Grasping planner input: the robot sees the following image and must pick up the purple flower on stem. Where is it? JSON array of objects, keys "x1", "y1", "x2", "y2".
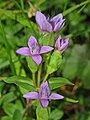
[
  {"x1": 23, "y1": 81, "x2": 64, "y2": 108},
  {"x1": 36, "y1": 11, "x2": 65, "y2": 33},
  {"x1": 55, "y1": 35, "x2": 69, "y2": 52},
  {"x1": 16, "y1": 36, "x2": 53, "y2": 65}
]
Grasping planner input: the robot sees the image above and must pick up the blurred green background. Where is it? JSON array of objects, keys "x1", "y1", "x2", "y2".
[{"x1": 0, "y1": 0, "x2": 90, "y2": 120}]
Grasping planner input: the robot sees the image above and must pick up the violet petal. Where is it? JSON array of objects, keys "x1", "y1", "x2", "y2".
[
  {"x1": 40, "y1": 46, "x2": 54, "y2": 54},
  {"x1": 50, "y1": 13, "x2": 64, "y2": 32},
  {"x1": 40, "y1": 99, "x2": 49, "y2": 108},
  {"x1": 16, "y1": 47, "x2": 30, "y2": 56},
  {"x1": 23, "y1": 92, "x2": 38, "y2": 99},
  {"x1": 28, "y1": 36, "x2": 38, "y2": 48},
  {"x1": 49, "y1": 93, "x2": 64, "y2": 100},
  {"x1": 59, "y1": 38, "x2": 69, "y2": 51},
  {"x1": 54, "y1": 19, "x2": 65, "y2": 32},
  {"x1": 39, "y1": 82, "x2": 50, "y2": 99},
  {"x1": 36, "y1": 11, "x2": 52, "y2": 32},
  {"x1": 50, "y1": 13, "x2": 63, "y2": 24},
  {"x1": 55, "y1": 35, "x2": 62, "y2": 50},
  {"x1": 28, "y1": 36, "x2": 40, "y2": 55},
  {"x1": 39, "y1": 82, "x2": 50, "y2": 94},
  {"x1": 31, "y1": 55, "x2": 42, "y2": 65}
]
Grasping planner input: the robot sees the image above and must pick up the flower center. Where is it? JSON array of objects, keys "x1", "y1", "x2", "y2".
[
  {"x1": 30, "y1": 43, "x2": 40, "y2": 55},
  {"x1": 40, "y1": 86, "x2": 50, "y2": 99}
]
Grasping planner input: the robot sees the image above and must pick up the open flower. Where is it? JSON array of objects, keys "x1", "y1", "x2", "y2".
[
  {"x1": 23, "y1": 81, "x2": 64, "y2": 108},
  {"x1": 36, "y1": 11, "x2": 65, "y2": 33},
  {"x1": 16, "y1": 36, "x2": 53, "y2": 65},
  {"x1": 55, "y1": 35, "x2": 69, "y2": 52}
]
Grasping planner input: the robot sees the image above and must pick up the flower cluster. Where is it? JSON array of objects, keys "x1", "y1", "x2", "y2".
[
  {"x1": 36, "y1": 11, "x2": 65, "y2": 33},
  {"x1": 16, "y1": 12, "x2": 69, "y2": 65},
  {"x1": 16, "y1": 11, "x2": 69, "y2": 108}
]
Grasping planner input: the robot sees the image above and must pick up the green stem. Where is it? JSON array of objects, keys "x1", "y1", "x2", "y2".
[
  {"x1": 37, "y1": 63, "x2": 42, "y2": 87},
  {"x1": 0, "y1": 21, "x2": 16, "y2": 75},
  {"x1": 32, "y1": 73, "x2": 36, "y2": 87},
  {"x1": 43, "y1": 73, "x2": 49, "y2": 82}
]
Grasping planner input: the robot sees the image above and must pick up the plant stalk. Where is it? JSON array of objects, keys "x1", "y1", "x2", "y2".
[
  {"x1": 43, "y1": 73, "x2": 49, "y2": 82},
  {"x1": 37, "y1": 63, "x2": 42, "y2": 87},
  {"x1": 32, "y1": 73, "x2": 36, "y2": 87}
]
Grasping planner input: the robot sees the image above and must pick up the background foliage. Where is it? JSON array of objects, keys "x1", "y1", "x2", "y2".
[{"x1": 0, "y1": 0, "x2": 90, "y2": 120}]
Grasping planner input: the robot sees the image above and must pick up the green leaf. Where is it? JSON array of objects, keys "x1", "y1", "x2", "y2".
[
  {"x1": 0, "y1": 92, "x2": 18, "y2": 105},
  {"x1": 38, "y1": 32, "x2": 56, "y2": 46},
  {"x1": 48, "y1": 77, "x2": 73, "y2": 90},
  {"x1": 15, "y1": 100, "x2": 24, "y2": 112},
  {"x1": 63, "y1": 0, "x2": 90, "y2": 16},
  {"x1": 19, "y1": 86, "x2": 30, "y2": 94},
  {"x1": 3, "y1": 103, "x2": 16, "y2": 116},
  {"x1": 65, "y1": 97, "x2": 78, "y2": 103},
  {"x1": 82, "y1": 63, "x2": 90, "y2": 89},
  {"x1": 63, "y1": 56, "x2": 79, "y2": 80},
  {"x1": 3, "y1": 76, "x2": 35, "y2": 92},
  {"x1": 47, "y1": 51, "x2": 62, "y2": 75},
  {"x1": 36, "y1": 102, "x2": 50, "y2": 120},
  {"x1": 1, "y1": 116, "x2": 12, "y2": 120},
  {"x1": 49, "y1": 109, "x2": 64, "y2": 120},
  {"x1": 26, "y1": 57, "x2": 38, "y2": 73},
  {"x1": 12, "y1": 109, "x2": 23, "y2": 120},
  {"x1": 0, "y1": 9, "x2": 31, "y2": 28},
  {"x1": 0, "y1": 9, "x2": 39, "y2": 37},
  {"x1": 0, "y1": 81, "x2": 5, "y2": 93}
]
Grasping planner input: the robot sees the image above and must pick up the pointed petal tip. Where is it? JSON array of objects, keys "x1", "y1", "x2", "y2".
[
  {"x1": 40, "y1": 99, "x2": 49, "y2": 108},
  {"x1": 16, "y1": 49, "x2": 19, "y2": 53},
  {"x1": 35, "y1": 11, "x2": 52, "y2": 32},
  {"x1": 16, "y1": 47, "x2": 30, "y2": 56},
  {"x1": 28, "y1": 35, "x2": 38, "y2": 46},
  {"x1": 23, "y1": 92, "x2": 38, "y2": 99},
  {"x1": 64, "y1": 38, "x2": 69, "y2": 45},
  {"x1": 40, "y1": 46, "x2": 54, "y2": 54},
  {"x1": 36, "y1": 11, "x2": 41, "y2": 14},
  {"x1": 66, "y1": 38, "x2": 69, "y2": 42},
  {"x1": 31, "y1": 55, "x2": 42, "y2": 65},
  {"x1": 41, "y1": 81, "x2": 48, "y2": 87},
  {"x1": 49, "y1": 93, "x2": 64, "y2": 100},
  {"x1": 23, "y1": 94, "x2": 26, "y2": 98}
]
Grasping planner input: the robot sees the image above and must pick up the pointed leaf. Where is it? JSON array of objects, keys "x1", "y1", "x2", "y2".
[
  {"x1": 65, "y1": 97, "x2": 78, "y2": 103},
  {"x1": 48, "y1": 77, "x2": 73, "y2": 90},
  {"x1": 36, "y1": 102, "x2": 50, "y2": 120},
  {"x1": 3, "y1": 76, "x2": 35, "y2": 91},
  {"x1": 12, "y1": 109, "x2": 23, "y2": 120},
  {"x1": 38, "y1": 32, "x2": 57, "y2": 46},
  {"x1": 47, "y1": 51, "x2": 62, "y2": 75},
  {"x1": 3, "y1": 103, "x2": 16, "y2": 116},
  {"x1": 26, "y1": 56, "x2": 38, "y2": 73},
  {"x1": 49, "y1": 109, "x2": 64, "y2": 120},
  {"x1": 1, "y1": 116, "x2": 12, "y2": 120}
]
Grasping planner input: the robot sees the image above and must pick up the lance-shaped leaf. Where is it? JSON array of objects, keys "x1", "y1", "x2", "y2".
[
  {"x1": 47, "y1": 50, "x2": 62, "y2": 75},
  {"x1": 48, "y1": 77, "x2": 74, "y2": 90},
  {"x1": 3, "y1": 76, "x2": 35, "y2": 91}
]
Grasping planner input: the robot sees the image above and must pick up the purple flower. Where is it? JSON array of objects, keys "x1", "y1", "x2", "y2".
[
  {"x1": 55, "y1": 35, "x2": 69, "y2": 52},
  {"x1": 16, "y1": 36, "x2": 53, "y2": 65},
  {"x1": 36, "y1": 11, "x2": 65, "y2": 33},
  {"x1": 23, "y1": 81, "x2": 64, "y2": 108}
]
